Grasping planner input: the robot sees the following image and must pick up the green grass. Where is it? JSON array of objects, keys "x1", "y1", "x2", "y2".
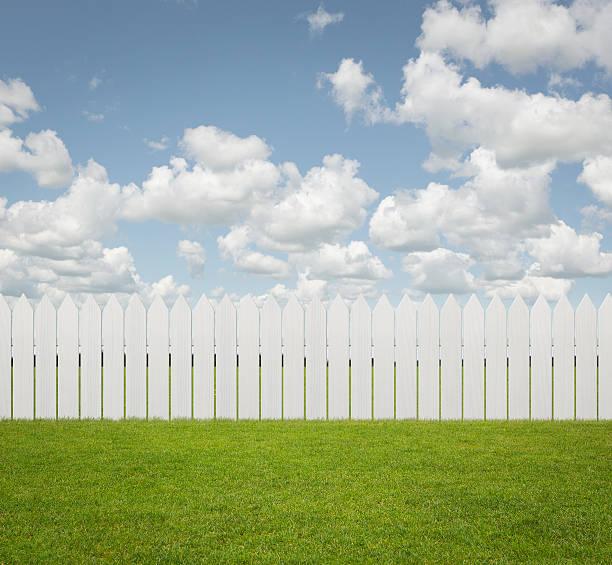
[{"x1": 0, "y1": 421, "x2": 610, "y2": 564}]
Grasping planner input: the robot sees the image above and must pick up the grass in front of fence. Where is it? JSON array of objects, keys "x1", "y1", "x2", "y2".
[{"x1": 0, "y1": 421, "x2": 610, "y2": 563}]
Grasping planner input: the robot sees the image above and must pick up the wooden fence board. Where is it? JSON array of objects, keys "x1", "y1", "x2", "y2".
[
  {"x1": 373, "y1": 295, "x2": 394, "y2": 420},
  {"x1": 13, "y1": 295, "x2": 33, "y2": 419},
  {"x1": 34, "y1": 295, "x2": 56, "y2": 419},
  {"x1": 440, "y1": 295, "x2": 461, "y2": 420},
  {"x1": 216, "y1": 295, "x2": 236, "y2": 420},
  {"x1": 599, "y1": 294, "x2": 612, "y2": 420},
  {"x1": 261, "y1": 296, "x2": 281, "y2": 419},
  {"x1": 193, "y1": 294, "x2": 214, "y2": 419},
  {"x1": 148, "y1": 296, "x2": 169, "y2": 420},
  {"x1": 283, "y1": 295, "x2": 304, "y2": 420},
  {"x1": 126, "y1": 295, "x2": 146, "y2": 419},
  {"x1": 508, "y1": 295, "x2": 529, "y2": 419},
  {"x1": 395, "y1": 294, "x2": 417, "y2": 419},
  {"x1": 553, "y1": 295, "x2": 574, "y2": 420},
  {"x1": 531, "y1": 295, "x2": 552, "y2": 420},
  {"x1": 306, "y1": 296, "x2": 326, "y2": 420},
  {"x1": 0, "y1": 296, "x2": 10, "y2": 419},
  {"x1": 328, "y1": 295, "x2": 349, "y2": 420},
  {"x1": 350, "y1": 296, "x2": 371, "y2": 420},
  {"x1": 102, "y1": 295, "x2": 124, "y2": 420},
  {"x1": 80, "y1": 295, "x2": 101, "y2": 419},
  {"x1": 463, "y1": 295, "x2": 484, "y2": 420},
  {"x1": 171, "y1": 295, "x2": 192, "y2": 419},
  {"x1": 57, "y1": 295, "x2": 79, "y2": 418},
  {"x1": 238, "y1": 295, "x2": 259, "y2": 420},
  {"x1": 418, "y1": 295, "x2": 439, "y2": 420},
  {"x1": 575, "y1": 295, "x2": 597, "y2": 420},
  {"x1": 485, "y1": 295, "x2": 506, "y2": 420}
]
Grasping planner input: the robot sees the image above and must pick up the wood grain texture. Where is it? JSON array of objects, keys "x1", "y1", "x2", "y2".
[
  {"x1": 575, "y1": 295, "x2": 597, "y2": 420},
  {"x1": 148, "y1": 296, "x2": 169, "y2": 420},
  {"x1": 282, "y1": 295, "x2": 304, "y2": 420},
  {"x1": 395, "y1": 295, "x2": 416, "y2": 419},
  {"x1": 57, "y1": 295, "x2": 79, "y2": 418},
  {"x1": 485, "y1": 295, "x2": 506, "y2": 420},
  {"x1": 553, "y1": 295, "x2": 574, "y2": 420},
  {"x1": 350, "y1": 296, "x2": 371, "y2": 420},
  {"x1": 373, "y1": 295, "x2": 394, "y2": 420},
  {"x1": 508, "y1": 295, "x2": 529, "y2": 420},
  {"x1": 418, "y1": 295, "x2": 439, "y2": 420},
  {"x1": 598, "y1": 294, "x2": 612, "y2": 420},
  {"x1": 0, "y1": 296, "x2": 10, "y2": 419},
  {"x1": 238, "y1": 295, "x2": 259, "y2": 420},
  {"x1": 13, "y1": 295, "x2": 33, "y2": 419},
  {"x1": 102, "y1": 295, "x2": 124, "y2": 420},
  {"x1": 34, "y1": 295, "x2": 56, "y2": 419},
  {"x1": 80, "y1": 295, "x2": 102, "y2": 419},
  {"x1": 440, "y1": 295, "x2": 461, "y2": 420},
  {"x1": 125, "y1": 295, "x2": 146, "y2": 419},
  {"x1": 305, "y1": 296, "x2": 326, "y2": 420},
  {"x1": 463, "y1": 295, "x2": 484, "y2": 420},
  {"x1": 216, "y1": 295, "x2": 237, "y2": 420},
  {"x1": 328, "y1": 295, "x2": 349, "y2": 420},
  {"x1": 261, "y1": 296, "x2": 282, "y2": 419},
  {"x1": 193, "y1": 294, "x2": 214, "y2": 419},
  {"x1": 531, "y1": 295, "x2": 552, "y2": 420},
  {"x1": 171, "y1": 295, "x2": 192, "y2": 419}
]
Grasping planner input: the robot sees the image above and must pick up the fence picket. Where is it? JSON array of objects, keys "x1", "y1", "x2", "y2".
[
  {"x1": 351, "y1": 296, "x2": 371, "y2": 420},
  {"x1": 58, "y1": 295, "x2": 79, "y2": 418},
  {"x1": 125, "y1": 295, "x2": 146, "y2": 419},
  {"x1": 13, "y1": 295, "x2": 33, "y2": 419},
  {"x1": 575, "y1": 295, "x2": 597, "y2": 420},
  {"x1": 34, "y1": 296, "x2": 56, "y2": 419},
  {"x1": 531, "y1": 295, "x2": 552, "y2": 420},
  {"x1": 216, "y1": 295, "x2": 237, "y2": 420},
  {"x1": 102, "y1": 295, "x2": 124, "y2": 420},
  {"x1": 373, "y1": 295, "x2": 394, "y2": 420},
  {"x1": 485, "y1": 295, "x2": 506, "y2": 420},
  {"x1": 0, "y1": 296, "x2": 10, "y2": 419},
  {"x1": 306, "y1": 296, "x2": 326, "y2": 420},
  {"x1": 261, "y1": 296, "x2": 281, "y2": 419},
  {"x1": 328, "y1": 295, "x2": 349, "y2": 420},
  {"x1": 396, "y1": 295, "x2": 416, "y2": 419},
  {"x1": 508, "y1": 295, "x2": 529, "y2": 419},
  {"x1": 418, "y1": 295, "x2": 439, "y2": 420},
  {"x1": 171, "y1": 295, "x2": 192, "y2": 419},
  {"x1": 80, "y1": 295, "x2": 101, "y2": 419},
  {"x1": 553, "y1": 295, "x2": 574, "y2": 420},
  {"x1": 440, "y1": 295, "x2": 461, "y2": 420},
  {"x1": 148, "y1": 296, "x2": 169, "y2": 420},
  {"x1": 238, "y1": 295, "x2": 259, "y2": 420},
  {"x1": 464, "y1": 295, "x2": 484, "y2": 420},
  {"x1": 599, "y1": 294, "x2": 612, "y2": 420},
  {"x1": 283, "y1": 295, "x2": 304, "y2": 420},
  {"x1": 193, "y1": 294, "x2": 214, "y2": 419}
]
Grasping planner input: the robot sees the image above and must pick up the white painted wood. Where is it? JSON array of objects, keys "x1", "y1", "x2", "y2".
[
  {"x1": 193, "y1": 294, "x2": 214, "y2": 419},
  {"x1": 261, "y1": 295, "x2": 282, "y2": 419},
  {"x1": 531, "y1": 295, "x2": 552, "y2": 420},
  {"x1": 102, "y1": 295, "x2": 124, "y2": 420},
  {"x1": 395, "y1": 294, "x2": 417, "y2": 419},
  {"x1": 508, "y1": 295, "x2": 529, "y2": 419},
  {"x1": 463, "y1": 295, "x2": 484, "y2": 420},
  {"x1": 306, "y1": 296, "x2": 326, "y2": 420},
  {"x1": 57, "y1": 295, "x2": 79, "y2": 418},
  {"x1": 34, "y1": 295, "x2": 56, "y2": 419},
  {"x1": 283, "y1": 295, "x2": 304, "y2": 420},
  {"x1": 171, "y1": 295, "x2": 192, "y2": 419},
  {"x1": 440, "y1": 295, "x2": 461, "y2": 420},
  {"x1": 575, "y1": 294, "x2": 597, "y2": 420},
  {"x1": 418, "y1": 295, "x2": 439, "y2": 420},
  {"x1": 13, "y1": 295, "x2": 33, "y2": 419},
  {"x1": 553, "y1": 295, "x2": 574, "y2": 420},
  {"x1": 80, "y1": 295, "x2": 101, "y2": 419},
  {"x1": 0, "y1": 296, "x2": 10, "y2": 419},
  {"x1": 125, "y1": 295, "x2": 146, "y2": 419},
  {"x1": 373, "y1": 295, "x2": 394, "y2": 420},
  {"x1": 328, "y1": 295, "x2": 349, "y2": 420},
  {"x1": 485, "y1": 295, "x2": 507, "y2": 420},
  {"x1": 598, "y1": 294, "x2": 612, "y2": 420},
  {"x1": 148, "y1": 296, "x2": 169, "y2": 420},
  {"x1": 216, "y1": 295, "x2": 237, "y2": 420},
  {"x1": 350, "y1": 295, "x2": 371, "y2": 420},
  {"x1": 238, "y1": 295, "x2": 259, "y2": 420}
]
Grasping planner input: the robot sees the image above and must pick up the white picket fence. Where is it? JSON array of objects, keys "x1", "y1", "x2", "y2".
[{"x1": 0, "y1": 292, "x2": 610, "y2": 421}]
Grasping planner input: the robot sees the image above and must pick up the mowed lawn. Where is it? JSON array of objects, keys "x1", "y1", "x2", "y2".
[{"x1": 0, "y1": 421, "x2": 609, "y2": 564}]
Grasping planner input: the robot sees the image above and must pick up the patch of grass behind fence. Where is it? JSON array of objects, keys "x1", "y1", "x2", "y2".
[{"x1": 0, "y1": 420, "x2": 610, "y2": 563}]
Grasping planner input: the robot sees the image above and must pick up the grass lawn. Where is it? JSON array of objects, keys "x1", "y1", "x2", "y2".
[{"x1": 0, "y1": 421, "x2": 610, "y2": 563}]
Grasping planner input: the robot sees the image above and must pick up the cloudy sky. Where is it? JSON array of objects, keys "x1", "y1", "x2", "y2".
[{"x1": 1, "y1": 0, "x2": 612, "y2": 307}]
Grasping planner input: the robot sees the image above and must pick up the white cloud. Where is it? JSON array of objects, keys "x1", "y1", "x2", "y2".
[
  {"x1": 82, "y1": 110, "x2": 104, "y2": 122},
  {"x1": 0, "y1": 78, "x2": 39, "y2": 127},
  {"x1": 177, "y1": 240, "x2": 206, "y2": 278},
  {"x1": 417, "y1": 0, "x2": 612, "y2": 75},
  {"x1": 581, "y1": 204, "x2": 612, "y2": 229},
  {"x1": 89, "y1": 75, "x2": 102, "y2": 91},
  {"x1": 144, "y1": 136, "x2": 170, "y2": 151},
  {"x1": 0, "y1": 128, "x2": 73, "y2": 187},
  {"x1": 305, "y1": 4, "x2": 344, "y2": 36},
  {"x1": 267, "y1": 271, "x2": 328, "y2": 304},
  {"x1": 146, "y1": 275, "x2": 190, "y2": 302},
  {"x1": 578, "y1": 155, "x2": 612, "y2": 207}
]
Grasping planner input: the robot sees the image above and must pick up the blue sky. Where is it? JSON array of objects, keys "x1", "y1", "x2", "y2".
[{"x1": 1, "y1": 0, "x2": 612, "y2": 307}]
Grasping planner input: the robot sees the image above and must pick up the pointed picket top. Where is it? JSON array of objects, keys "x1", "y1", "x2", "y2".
[
  {"x1": 600, "y1": 292, "x2": 612, "y2": 312},
  {"x1": 218, "y1": 293, "x2": 236, "y2": 315},
  {"x1": 263, "y1": 294, "x2": 280, "y2": 316},
  {"x1": 104, "y1": 293, "x2": 122, "y2": 312},
  {"x1": 509, "y1": 294, "x2": 528, "y2": 316},
  {"x1": 441, "y1": 294, "x2": 460, "y2": 316},
  {"x1": 421, "y1": 293, "x2": 436, "y2": 309},
  {"x1": 36, "y1": 294, "x2": 53, "y2": 312},
  {"x1": 81, "y1": 294, "x2": 100, "y2": 316},
  {"x1": 126, "y1": 293, "x2": 145, "y2": 314},
  {"x1": 532, "y1": 294, "x2": 551, "y2": 315},
  {"x1": 329, "y1": 294, "x2": 348, "y2": 317},
  {"x1": 486, "y1": 294, "x2": 504, "y2": 315},
  {"x1": 351, "y1": 294, "x2": 370, "y2": 314},
  {"x1": 171, "y1": 293, "x2": 190, "y2": 314},
  {"x1": 149, "y1": 294, "x2": 168, "y2": 312},
  {"x1": 59, "y1": 293, "x2": 77, "y2": 316},
  {"x1": 34, "y1": 294, "x2": 55, "y2": 340},
  {"x1": 194, "y1": 292, "x2": 213, "y2": 314},
  {"x1": 465, "y1": 293, "x2": 483, "y2": 314},
  {"x1": 15, "y1": 294, "x2": 33, "y2": 316},
  {"x1": 554, "y1": 293, "x2": 572, "y2": 315},
  {"x1": 373, "y1": 294, "x2": 393, "y2": 316},
  {"x1": 239, "y1": 293, "x2": 257, "y2": 310},
  {"x1": 283, "y1": 293, "x2": 303, "y2": 317},
  {"x1": 576, "y1": 293, "x2": 595, "y2": 317},
  {"x1": 306, "y1": 293, "x2": 325, "y2": 317}
]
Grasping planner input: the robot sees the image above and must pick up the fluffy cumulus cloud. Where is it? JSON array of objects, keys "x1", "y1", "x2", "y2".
[
  {"x1": 304, "y1": 5, "x2": 344, "y2": 36},
  {"x1": 0, "y1": 78, "x2": 39, "y2": 127},
  {"x1": 177, "y1": 240, "x2": 206, "y2": 278},
  {"x1": 579, "y1": 155, "x2": 612, "y2": 207}
]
